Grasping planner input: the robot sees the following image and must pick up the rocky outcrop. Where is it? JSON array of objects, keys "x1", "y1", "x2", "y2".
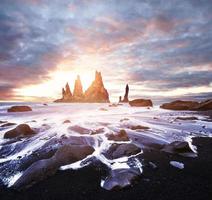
[
  {"x1": 160, "y1": 99, "x2": 212, "y2": 111},
  {"x1": 84, "y1": 71, "x2": 109, "y2": 103},
  {"x1": 7, "y1": 106, "x2": 32, "y2": 112},
  {"x1": 119, "y1": 84, "x2": 129, "y2": 103},
  {"x1": 102, "y1": 168, "x2": 140, "y2": 190},
  {"x1": 198, "y1": 99, "x2": 212, "y2": 111},
  {"x1": 106, "y1": 130, "x2": 129, "y2": 141},
  {"x1": 13, "y1": 144, "x2": 94, "y2": 189},
  {"x1": 55, "y1": 71, "x2": 109, "y2": 103},
  {"x1": 63, "y1": 83, "x2": 72, "y2": 100},
  {"x1": 104, "y1": 143, "x2": 141, "y2": 159},
  {"x1": 160, "y1": 100, "x2": 199, "y2": 110},
  {"x1": 73, "y1": 75, "x2": 84, "y2": 102},
  {"x1": 4, "y1": 124, "x2": 36, "y2": 139},
  {"x1": 129, "y1": 99, "x2": 153, "y2": 107}
]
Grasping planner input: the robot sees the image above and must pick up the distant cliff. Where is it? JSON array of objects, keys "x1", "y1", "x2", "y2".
[{"x1": 54, "y1": 71, "x2": 110, "y2": 103}]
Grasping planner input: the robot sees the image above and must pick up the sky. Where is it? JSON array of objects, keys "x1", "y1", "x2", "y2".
[{"x1": 0, "y1": 0, "x2": 212, "y2": 102}]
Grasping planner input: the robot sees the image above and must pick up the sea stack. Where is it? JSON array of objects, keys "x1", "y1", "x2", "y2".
[
  {"x1": 63, "y1": 83, "x2": 72, "y2": 101},
  {"x1": 119, "y1": 84, "x2": 129, "y2": 103},
  {"x1": 73, "y1": 75, "x2": 84, "y2": 102},
  {"x1": 54, "y1": 71, "x2": 110, "y2": 103},
  {"x1": 84, "y1": 71, "x2": 109, "y2": 103}
]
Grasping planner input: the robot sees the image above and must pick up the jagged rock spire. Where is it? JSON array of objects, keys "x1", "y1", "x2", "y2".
[
  {"x1": 73, "y1": 75, "x2": 84, "y2": 101},
  {"x1": 62, "y1": 82, "x2": 72, "y2": 100},
  {"x1": 55, "y1": 71, "x2": 110, "y2": 103},
  {"x1": 84, "y1": 71, "x2": 109, "y2": 103},
  {"x1": 123, "y1": 84, "x2": 129, "y2": 102}
]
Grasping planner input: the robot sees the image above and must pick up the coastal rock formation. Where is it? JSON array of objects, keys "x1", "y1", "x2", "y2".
[
  {"x1": 102, "y1": 168, "x2": 140, "y2": 190},
  {"x1": 160, "y1": 100, "x2": 199, "y2": 110},
  {"x1": 104, "y1": 143, "x2": 141, "y2": 159},
  {"x1": 84, "y1": 71, "x2": 109, "y2": 103},
  {"x1": 106, "y1": 130, "x2": 129, "y2": 141},
  {"x1": 7, "y1": 106, "x2": 32, "y2": 112},
  {"x1": 73, "y1": 75, "x2": 84, "y2": 101},
  {"x1": 4, "y1": 124, "x2": 36, "y2": 139},
  {"x1": 198, "y1": 99, "x2": 212, "y2": 110},
  {"x1": 160, "y1": 99, "x2": 212, "y2": 111},
  {"x1": 119, "y1": 84, "x2": 129, "y2": 103},
  {"x1": 129, "y1": 99, "x2": 153, "y2": 107},
  {"x1": 63, "y1": 83, "x2": 72, "y2": 101},
  {"x1": 13, "y1": 144, "x2": 94, "y2": 189},
  {"x1": 55, "y1": 71, "x2": 109, "y2": 103}
]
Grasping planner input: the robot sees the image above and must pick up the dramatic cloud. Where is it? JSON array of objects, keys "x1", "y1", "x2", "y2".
[{"x1": 0, "y1": 0, "x2": 211, "y2": 101}]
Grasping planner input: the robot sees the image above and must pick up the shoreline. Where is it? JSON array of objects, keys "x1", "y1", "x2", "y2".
[{"x1": 0, "y1": 136, "x2": 211, "y2": 200}]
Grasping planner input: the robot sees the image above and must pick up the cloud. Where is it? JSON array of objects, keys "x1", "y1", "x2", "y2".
[{"x1": 0, "y1": 0, "x2": 211, "y2": 101}]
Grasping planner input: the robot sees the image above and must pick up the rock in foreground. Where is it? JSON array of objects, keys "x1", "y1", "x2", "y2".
[
  {"x1": 7, "y1": 106, "x2": 32, "y2": 112},
  {"x1": 129, "y1": 99, "x2": 153, "y2": 107},
  {"x1": 102, "y1": 168, "x2": 140, "y2": 190},
  {"x1": 4, "y1": 124, "x2": 36, "y2": 139},
  {"x1": 13, "y1": 144, "x2": 94, "y2": 189}
]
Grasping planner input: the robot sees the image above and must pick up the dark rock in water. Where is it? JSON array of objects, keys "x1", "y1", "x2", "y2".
[
  {"x1": 160, "y1": 99, "x2": 212, "y2": 111},
  {"x1": 0, "y1": 122, "x2": 16, "y2": 127},
  {"x1": 43, "y1": 103, "x2": 48, "y2": 106},
  {"x1": 129, "y1": 99, "x2": 153, "y2": 107},
  {"x1": 0, "y1": 120, "x2": 7, "y2": 124},
  {"x1": 119, "y1": 84, "x2": 129, "y2": 103},
  {"x1": 13, "y1": 144, "x2": 94, "y2": 189},
  {"x1": 7, "y1": 106, "x2": 32, "y2": 112},
  {"x1": 176, "y1": 116, "x2": 198, "y2": 121},
  {"x1": 106, "y1": 130, "x2": 129, "y2": 141},
  {"x1": 197, "y1": 99, "x2": 212, "y2": 111},
  {"x1": 91, "y1": 128, "x2": 105, "y2": 135},
  {"x1": 99, "y1": 108, "x2": 108, "y2": 111},
  {"x1": 84, "y1": 71, "x2": 110, "y2": 103},
  {"x1": 160, "y1": 100, "x2": 199, "y2": 110},
  {"x1": 120, "y1": 118, "x2": 129, "y2": 122},
  {"x1": 131, "y1": 134, "x2": 167, "y2": 150},
  {"x1": 4, "y1": 124, "x2": 36, "y2": 139},
  {"x1": 102, "y1": 168, "x2": 140, "y2": 190},
  {"x1": 104, "y1": 143, "x2": 141, "y2": 159},
  {"x1": 130, "y1": 125, "x2": 150, "y2": 130},
  {"x1": 162, "y1": 141, "x2": 193, "y2": 155},
  {"x1": 68, "y1": 125, "x2": 91, "y2": 134},
  {"x1": 63, "y1": 120, "x2": 71, "y2": 124},
  {"x1": 73, "y1": 75, "x2": 84, "y2": 102},
  {"x1": 123, "y1": 84, "x2": 129, "y2": 102}
]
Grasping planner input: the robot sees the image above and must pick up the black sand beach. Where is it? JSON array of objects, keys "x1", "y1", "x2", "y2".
[{"x1": 0, "y1": 136, "x2": 211, "y2": 200}]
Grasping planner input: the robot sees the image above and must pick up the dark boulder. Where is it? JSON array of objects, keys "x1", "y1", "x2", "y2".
[
  {"x1": 197, "y1": 99, "x2": 212, "y2": 111},
  {"x1": 106, "y1": 130, "x2": 129, "y2": 141},
  {"x1": 160, "y1": 100, "x2": 199, "y2": 110},
  {"x1": 104, "y1": 143, "x2": 141, "y2": 159},
  {"x1": 63, "y1": 120, "x2": 71, "y2": 124},
  {"x1": 4, "y1": 124, "x2": 36, "y2": 139},
  {"x1": 13, "y1": 144, "x2": 94, "y2": 189},
  {"x1": 160, "y1": 99, "x2": 212, "y2": 111},
  {"x1": 102, "y1": 168, "x2": 140, "y2": 190},
  {"x1": 162, "y1": 141, "x2": 194, "y2": 155},
  {"x1": 129, "y1": 99, "x2": 153, "y2": 107},
  {"x1": 7, "y1": 106, "x2": 32, "y2": 112}
]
